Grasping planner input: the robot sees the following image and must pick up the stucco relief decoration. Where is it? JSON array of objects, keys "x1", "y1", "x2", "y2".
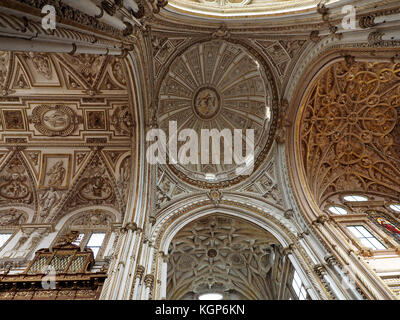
[
  {"x1": 71, "y1": 210, "x2": 114, "y2": 227},
  {"x1": 47, "y1": 161, "x2": 66, "y2": 186},
  {"x1": 0, "y1": 51, "x2": 10, "y2": 92},
  {"x1": 30, "y1": 105, "x2": 82, "y2": 137},
  {"x1": 39, "y1": 187, "x2": 61, "y2": 217},
  {"x1": 78, "y1": 156, "x2": 113, "y2": 203},
  {"x1": 112, "y1": 59, "x2": 126, "y2": 86},
  {"x1": 118, "y1": 156, "x2": 131, "y2": 203},
  {"x1": 158, "y1": 40, "x2": 274, "y2": 185},
  {"x1": 23, "y1": 52, "x2": 52, "y2": 80},
  {"x1": 40, "y1": 155, "x2": 71, "y2": 189},
  {"x1": 111, "y1": 106, "x2": 134, "y2": 136},
  {"x1": 0, "y1": 157, "x2": 32, "y2": 204},
  {"x1": 299, "y1": 61, "x2": 400, "y2": 205},
  {"x1": 60, "y1": 53, "x2": 106, "y2": 86},
  {"x1": 0, "y1": 209, "x2": 27, "y2": 226},
  {"x1": 167, "y1": 215, "x2": 282, "y2": 300},
  {"x1": 3, "y1": 110, "x2": 25, "y2": 130}
]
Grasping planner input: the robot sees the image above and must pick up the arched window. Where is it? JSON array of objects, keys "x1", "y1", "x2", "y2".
[
  {"x1": 56, "y1": 210, "x2": 117, "y2": 261},
  {"x1": 328, "y1": 206, "x2": 348, "y2": 215},
  {"x1": 343, "y1": 195, "x2": 368, "y2": 202},
  {"x1": 389, "y1": 204, "x2": 400, "y2": 213},
  {"x1": 72, "y1": 232, "x2": 106, "y2": 259}
]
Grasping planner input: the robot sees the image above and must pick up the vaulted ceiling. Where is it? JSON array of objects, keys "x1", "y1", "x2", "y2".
[
  {"x1": 298, "y1": 60, "x2": 400, "y2": 207},
  {"x1": 0, "y1": 51, "x2": 134, "y2": 227},
  {"x1": 167, "y1": 215, "x2": 292, "y2": 300}
]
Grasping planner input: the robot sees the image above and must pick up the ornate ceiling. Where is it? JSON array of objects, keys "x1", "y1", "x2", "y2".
[
  {"x1": 298, "y1": 60, "x2": 400, "y2": 206},
  {"x1": 167, "y1": 215, "x2": 291, "y2": 300},
  {"x1": 0, "y1": 51, "x2": 134, "y2": 227},
  {"x1": 158, "y1": 40, "x2": 273, "y2": 185},
  {"x1": 166, "y1": 0, "x2": 320, "y2": 18}
]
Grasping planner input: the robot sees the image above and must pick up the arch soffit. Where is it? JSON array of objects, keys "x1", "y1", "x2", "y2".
[{"x1": 152, "y1": 196, "x2": 299, "y2": 254}]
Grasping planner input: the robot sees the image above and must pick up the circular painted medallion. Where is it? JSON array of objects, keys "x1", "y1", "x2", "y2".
[
  {"x1": 193, "y1": 87, "x2": 221, "y2": 120},
  {"x1": 42, "y1": 109, "x2": 71, "y2": 131}
]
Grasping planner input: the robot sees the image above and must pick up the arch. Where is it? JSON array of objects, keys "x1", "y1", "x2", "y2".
[
  {"x1": 149, "y1": 196, "x2": 326, "y2": 300},
  {"x1": 53, "y1": 206, "x2": 121, "y2": 233},
  {"x1": 287, "y1": 47, "x2": 400, "y2": 224},
  {"x1": 284, "y1": 48, "x2": 400, "y2": 300}
]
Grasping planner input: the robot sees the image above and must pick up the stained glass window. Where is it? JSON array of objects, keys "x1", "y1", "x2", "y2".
[{"x1": 367, "y1": 211, "x2": 400, "y2": 243}]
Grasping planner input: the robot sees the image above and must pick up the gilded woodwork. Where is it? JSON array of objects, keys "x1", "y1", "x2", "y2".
[{"x1": 0, "y1": 232, "x2": 106, "y2": 300}]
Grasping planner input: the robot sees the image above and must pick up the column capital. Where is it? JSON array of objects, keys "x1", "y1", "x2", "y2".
[
  {"x1": 121, "y1": 222, "x2": 138, "y2": 233},
  {"x1": 313, "y1": 263, "x2": 327, "y2": 277},
  {"x1": 144, "y1": 274, "x2": 155, "y2": 289},
  {"x1": 283, "y1": 243, "x2": 294, "y2": 256},
  {"x1": 324, "y1": 254, "x2": 337, "y2": 266},
  {"x1": 135, "y1": 265, "x2": 145, "y2": 280}
]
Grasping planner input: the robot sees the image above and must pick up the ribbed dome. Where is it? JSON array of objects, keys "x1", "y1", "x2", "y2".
[
  {"x1": 166, "y1": 0, "x2": 319, "y2": 18},
  {"x1": 158, "y1": 40, "x2": 273, "y2": 185}
]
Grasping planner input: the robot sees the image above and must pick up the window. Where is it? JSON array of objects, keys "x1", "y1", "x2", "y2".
[
  {"x1": 328, "y1": 206, "x2": 347, "y2": 215},
  {"x1": 198, "y1": 293, "x2": 223, "y2": 300},
  {"x1": 68, "y1": 231, "x2": 107, "y2": 259},
  {"x1": 0, "y1": 233, "x2": 12, "y2": 249},
  {"x1": 347, "y1": 226, "x2": 386, "y2": 250},
  {"x1": 343, "y1": 195, "x2": 368, "y2": 202},
  {"x1": 72, "y1": 233, "x2": 85, "y2": 246},
  {"x1": 292, "y1": 271, "x2": 307, "y2": 300},
  {"x1": 389, "y1": 204, "x2": 400, "y2": 213},
  {"x1": 86, "y1": 233, "x2": 106, "y2": 258}
]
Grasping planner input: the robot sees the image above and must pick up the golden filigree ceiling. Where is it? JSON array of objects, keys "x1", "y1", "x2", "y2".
[
  {"x1": 167, "y1": 215, "x2": 290, "y2": 300},
  {"x1": 158, "y1": 40, "x2": 273, "y2": 185},
  {"x1": 298, "y1": 60, "x2": 400, "y2": 206}
]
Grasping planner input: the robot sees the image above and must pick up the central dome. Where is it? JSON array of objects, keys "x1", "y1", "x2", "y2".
[
  {"x1": 166, "y1": 0, "x2": 321, "y2": 18},
  {"x1": 158, "y1": 40, "x2": 275, "y2": 187}
]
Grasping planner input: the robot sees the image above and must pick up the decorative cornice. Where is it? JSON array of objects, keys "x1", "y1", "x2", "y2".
[
  {"x1": 368, "y1": 31, "x2": 384, "y2": 45},
  {"x1": 359, "y1": 15, "x2": 376, "y2": 29},
  {"x1": 9, "y1": 0, "x2": 125, "y2": 38}
]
